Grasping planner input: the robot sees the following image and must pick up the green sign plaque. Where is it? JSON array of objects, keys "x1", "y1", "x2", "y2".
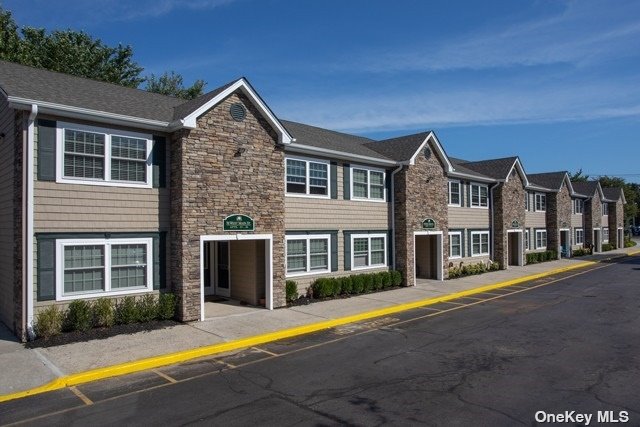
[
  {"x1": 422, "y1": 218, "x2": 436, "y2": 229},
  {"x1": 223, "y1": 214, "x2": 255, "y2": 231}
]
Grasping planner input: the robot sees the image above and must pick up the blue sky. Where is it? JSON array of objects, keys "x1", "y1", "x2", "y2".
[{"x1": 4, "y1": 0, "x2": 640, "y2": 182}]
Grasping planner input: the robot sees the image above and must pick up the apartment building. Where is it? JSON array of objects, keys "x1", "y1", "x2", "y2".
[{"x1": 0, "y1": 60, "x2": 626, "y2": 340}]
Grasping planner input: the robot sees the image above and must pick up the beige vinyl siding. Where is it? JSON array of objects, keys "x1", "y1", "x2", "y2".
[
  {"x1": 230, "y1": 240, "x2": 265, "y2": 306},
  {"x1": 571, "y1": 213, "x2": 583, "y2": 228},
  {"x1": 601, "y1": 214, "x2": 608, "y2": 228},
  {"x1": 0, "y1": 97, "x2": 16, "y2": 329},
  {"x1": 447, "y1": 206, "x2": 490, "y2": 229},
  {"x1": 525, "y1": 211, "x2": 546, "y2": 228}
]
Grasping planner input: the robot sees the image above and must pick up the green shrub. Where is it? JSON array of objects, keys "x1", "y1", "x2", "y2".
[
  {"x1": 65, "y1": 300, "x2": 93, "y2": 332},
  {"x1": 448, "y1": 266, "x2": 461, "y2": 279},
  {"x1": 115, "y1": 296, "x2": 138, "y2": 324},
  {"x1": 379, "y1": 271, "x2": 392, "y2": 288},
  {"x1": 372, "y1": 272, "x2": 384, "y2": 290},
  {"x1": 391, "y1": 270, "x2": 402, "y2": 286},
  {"x1": 340, "y1": 276, "x2": 353, "y2": 294},
  {"x1": 601, "y1": 243, "x2": 613, "y2": 252},
  {"x1": 352, "y1": 275, "x2": 365, "y2": 294},
  {"x1": 328, "y1": 278, "x2": 341, "y2": 297},
  {"x1": 35, "y1": 305, "x2": 64, "y2": 338},
  {"x1": 362, "y1": 274, "x2": 374, "y2": 292},
  {"x1": 312, "y1": 278, "x2": 333, "y2": 299},
  {"x1": 136, "y1": 294, "x2": 158, "y2": 322},
  {"x1": 158, "y1": 293, "x2": 177, "y2": 320},
  {"x1": 572, "y1": 248, "x2": 587, "y2": 256},
  {"x1": 625, "y1": 239, "x2": 636, "y2": 248},
  {"x1": 285, "y1": 280, "x2": 298, "y2": 303},
  {"x1": 489, "y1": 262, "x2": 500, "y2": 271},
  {"x1": 92, "y1": 298, "x2": 114, "y2": 328}
]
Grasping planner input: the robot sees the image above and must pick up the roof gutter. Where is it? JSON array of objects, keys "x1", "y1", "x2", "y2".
[
  {"x1": 8, "y1": 97, "x2": 171, "y2": 132},
  {"x1": 286, "y1": 142, "x2": 397, "y2": 166},
  {"x1": 448, "y1": 171, "x2": 496, "y2": 184}
]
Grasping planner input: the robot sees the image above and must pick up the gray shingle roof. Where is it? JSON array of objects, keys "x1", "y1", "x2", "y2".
[
  {"x1": 457, "y1": 156, "x2": 519, "y2": 180},
  {"x1": 527, "y1": 172, "x2": 567, "y2": 191},
  {"x1": 448, "y1": 157, "x2": 494, "y2": 180},
  {"x1": 602, "y1": 187, "x2": 623, "y2": 201},
  {"x1": 571, "y1": 181, "x2": 599, "y2": 197},
  {"x1": 281, "y1": 120, "x2": 394, "y2": 161},
  {"x1": 364, "y1": 132, "x2": 431, "y2": 162},
  {"x1": 0, "y1": 60, "x2": 237, "y2": 123}
]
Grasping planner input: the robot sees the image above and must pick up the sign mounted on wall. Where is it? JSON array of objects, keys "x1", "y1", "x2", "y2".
[
  {"x1": 511, "y1": 219, "x2": 520, "y2": 228},
  {"x1": 223, "y1": 214, "x2": 255, "y2": 231},
  {"x1": 422, "y1": 218, "x2": 436, "y2": 229}
]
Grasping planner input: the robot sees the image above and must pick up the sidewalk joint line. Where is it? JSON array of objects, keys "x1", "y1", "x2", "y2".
[{"x1": 32, "y1": 348, "x2": 66, "y2": 378}]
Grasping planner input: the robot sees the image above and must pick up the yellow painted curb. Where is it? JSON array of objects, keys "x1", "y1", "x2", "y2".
[
  {"x1": 0, "y1": 259, "x2": 599, "y2": 404},
  {"x1": 627, "y1": 249, "x2": 640, "y2": 256}
]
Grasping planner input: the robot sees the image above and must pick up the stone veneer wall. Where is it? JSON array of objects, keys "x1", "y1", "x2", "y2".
[
  {"x1": 493, "y1": 169, "x2": 525, "y2": 268},
  {"x1": 584, "y1": 192, "x2": 602, "y2": 248},
  {"x1": 394, "y1": 141, "x2": 448, "y2": 286},
  {"x1": 13, "y1": 111, "x2": 25, "y2": 340},
  {"x1": 546, "y1": 182, "x2": 572, "y2": 253},
  {"x1": 170, "y1": 92, "x2": 285, "y2": 321},
  {"x1": 608, "y1": 200, "x2": 624, "y2": 248}
]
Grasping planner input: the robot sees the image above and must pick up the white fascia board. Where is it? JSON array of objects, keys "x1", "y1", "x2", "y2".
[
  {"x1": 286, "y1": 143, "x2": 397, "y2": 166},
  {"x1": 180, "y1": 79, "x2": 293, "y2": 144},
  {"x1": 563, "y1": 173, "x2": 576, "y2": 194},
  {"x1": 8, "y1": 97, "x2": 170, "y2": 132},
  {"x1": 526, "y1": 184, "x2": 555, "y2": 192},
  {"x1": 506, "y1": 158, "x2": 530, "y2": 186},
  {"x1": 408, "y1": 132, "x2": 454, "y2": 171},
  {"x1": 447, "y1": 171, "x2": 496, "y2": 183}
]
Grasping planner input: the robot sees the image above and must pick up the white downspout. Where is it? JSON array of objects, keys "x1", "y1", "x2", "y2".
[
  {"x1": 26, "y1": 104, "x2": 37, "y2": 339},
  {"x1": 390, "y1": 165, "x2": 403, "y2": 269},
  {"x1": 490, "y1": 184, "x2": 495, "y2": 263}
]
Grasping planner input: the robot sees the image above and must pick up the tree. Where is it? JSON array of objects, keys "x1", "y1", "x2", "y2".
[
  {"x1": 570, "y1": 168, "x2": 589, "y2": 182},
  {"x1": 145, "y1": 71, "x2": 206, "y2": 100},
  {"x1": 0, "y1": 7, "x2": 206, "y2": 98}
]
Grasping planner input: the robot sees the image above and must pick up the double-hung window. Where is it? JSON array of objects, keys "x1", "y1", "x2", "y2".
[
  {"x1": 285, "y1": 158, "x2": 329, "y2": 197},
  {"x1": 57, "y1": 238, "x2": 152, "y2": 301},
  {"x1": 448, "y1": 180, "x2": 461, "y2": 206},
  {"x1": 351, "y1": 234, "x2": 387, "y2": 269},
  {"x1": 575, "y1": 228, "x2": 584, "y2": 245},
  {"x1": 525, "y1": 229, "x2": 530, "y2": 250},
  {"x1": 470, "y1": 184, "x2": 488, "y2": 208},
  {"x1": 535, "y1": 193, "x2": 546, "y2": 212},
  {"x1": 602, "y1": 203, "x2": 609, "y2": 216},
  {"x1": 470, "y1": 231, "x2": 489, "y2": 256},
  {"x1": 535, "y1": 230, "x2": 547, "y2": 249},
  {"x1": 352, "y1": 167, "x2": 385, "y2": 201},
  {"x1": 58, "y1": 123, "x2": 152, "y2": 187},
  {"x1": 573, "y1": 199, "x2": 583, "y2": 214},
  {"x1": 449, "y1": 232, "x2": 462, "y2": 258},
  {"x1": 286, "y1": 235, "x2": 330, "y2": 275},
  {"x1": 603, "y1": 228, "x2": 609, "y2": 243}
]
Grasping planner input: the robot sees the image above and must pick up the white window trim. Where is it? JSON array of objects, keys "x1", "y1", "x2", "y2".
[
  {"x1": 351, "y1": 233, "x2": 388, "y2": 270},
  {"x1": 448, "y1": 231, "x2": 462, "y2": 259},
  {"x1": 350, "y1": 165, "x2": 387, "y2": 203},
  {"x1": 602, "y1": 227, "x2": 609, "y2": 243},
  {"x1": 575, "y1": 228, "x2": 584, "y2": 245},
  {"x1": 448, "y1": 180, "x2": 461, "y2": 207},
  {"x1": 573, "y1": 199, "x2": 584, "y2": 215},
  {"x1": 284, "y1": 156, "x2": 331, "y2": 199},
  {"x1": 55, "y1": 237, "x2": 153, "y2": 302},
  {"x1": 534, "y1": 193, "x2": 546, "y2": 212},
  {"x1": 602, "y1": 203, "x2": 609, "y2": 216},
  {"x1": 470, "y1": 183, "x2": 489, "y2": 209},
  {"x1": 285, "y1": 234, "x2": 331, "y2": 277},
  {"x1": 535, "y1": 229, "x2": 547, "y2": 250},
  {"x1": 470, "y1": 231, "x2": 490, "y2": 256},
  {"x1": 525, "y1": 192, "x2": 530, "y2": 211},
  {"x1": 56, "y1": 122, "x2": 153, "y2": 188}
]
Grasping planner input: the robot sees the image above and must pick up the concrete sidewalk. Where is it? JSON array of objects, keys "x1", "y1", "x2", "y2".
[{"x1": 1, "y1": 245, "x2": 638, "y2": 397}]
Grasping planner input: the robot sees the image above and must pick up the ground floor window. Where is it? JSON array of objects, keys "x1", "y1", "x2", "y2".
[
  {"x1": 535, "y1": 230, "x2": 547, "y2": 249},
  {"x1": 449, "y1": 231, "x2": 462, "y2": 258},
  {"x1": 286, "y1": 235, "x2": 331, "y2": 276},
  {"x1": 575, "y1": 228, "x2": 584, "y2": 245},
  {"x1": 351, "y1": 234, "x2": 387, "y2": 270},
  {"x1": 603, "y1": 227, "x2": 609, "y2": 243},
  {"x1": 57, "y1": 238, "x2": 152, "y2": 300},
  {"x1": 470, "y1": 231, "x2": 489, "y2": 256}
]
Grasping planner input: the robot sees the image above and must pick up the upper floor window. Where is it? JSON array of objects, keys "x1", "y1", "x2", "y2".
[
  {"x1": 470, "y1": 184, "x2": 488, "y2": 208},
  {"x1": 535, "y1": 193, "x2": 546, "y2": 212},
  {"x1": 286, "y1": 158, "x2": 329, "y2": 197},
  {"x1": 573, "y1": 199, "x2": 584, "y2": 214},
  {"x1": 602, "y1": 203, "x2": 609, "y2": 216},
  {"x1": 351, "y1": 167, "x2": 385, "y2": 201},
  {"x1": 448, "y1": 180, "x2": 461, "y2": 206},
  {"x1": 58, "y1": 123, "x2": 152, "y2": 188}
]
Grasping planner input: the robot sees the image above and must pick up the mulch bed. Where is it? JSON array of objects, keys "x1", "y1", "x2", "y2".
[
  {"x1": 26, "y1": 320, "x2": 180, "y2": 349},
  {"x1": 285, "y1": 285, "x2": 403, "y2": 308}
]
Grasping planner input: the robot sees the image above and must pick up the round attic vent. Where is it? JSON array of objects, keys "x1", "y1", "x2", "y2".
[{"x1": 230, "y1": 103, "x2": 246, "y2": 121}]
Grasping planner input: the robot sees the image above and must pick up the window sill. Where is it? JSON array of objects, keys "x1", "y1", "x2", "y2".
[
  {"x1": 285, "y1": 193, "x2": 331, "y2": 200},
  {"x1": 286, "y1": 269, "x2": 331, "y2": 278},
  {"x1": 351, "y1": 264, "x2": 388, "y2": 271},
  {"x1": 350, "y1": 197, "x2": 387, "y2": 203},
  {"x1": 56, "y1": 286, "x2": 153, "y2": 302},
  {"x1": 56, "y1": 177, "x2": 152, "y2": 189},
  {"x1": 469, "y1": 205, "x2": 489, "y2": 209}
]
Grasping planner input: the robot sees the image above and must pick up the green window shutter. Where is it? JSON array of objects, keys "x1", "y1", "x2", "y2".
[
  {"x1": 387, "y1": 230, "x2": 393, "y2": 266},
  {"x1": 461, "y1": 231, "x2": 466, "y2": 258},
  {"x1": 37, "y1": 238, "x2": 56, "y2": 301},
  {"x1": 37, "y1": 120, "x2": 57, "y2": 181},
  {"x1": 152, "y1": 136, "x2": 167, "y2": 188},
  {"x1": 153, "y1": 233, "x2": 166, "y2": 289},
  {"x1": 466, "y1": 182, "x2": 471, "y2": 207},
  {"x1": 343, "y1": 164, "x2": 350, "y2": 200},
  {"x1": 330, "y1": 162, "x2": 338, "y2": 199},
  {"x1": 467, "y1": 230, "x2": 472, "y2": 256},
  {"x1": 385, "y1": 171, "x2": 392, "y2": 202},
  {"x1": 330, "y1": 232, "x2": 338, "y2": 271},
  {"x1": 344, "y1": 232, "x2": 352, "y2": 270}
]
